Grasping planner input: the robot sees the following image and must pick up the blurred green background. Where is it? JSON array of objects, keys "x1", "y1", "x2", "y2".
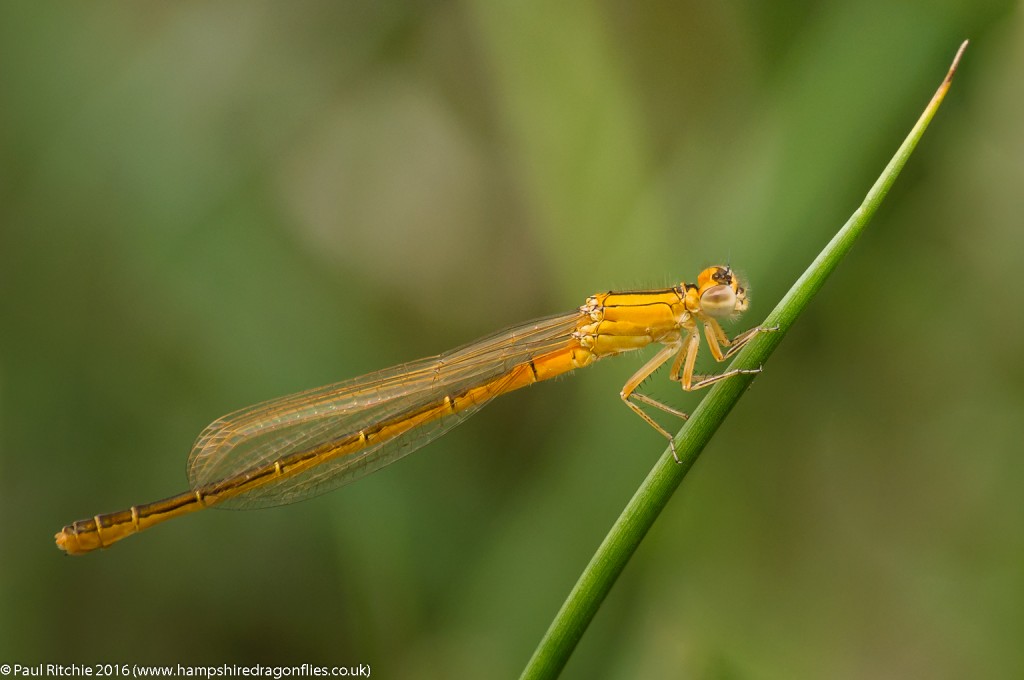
[{"x1": 2, "y1": 2, "x2": 1022, "y2": 678}]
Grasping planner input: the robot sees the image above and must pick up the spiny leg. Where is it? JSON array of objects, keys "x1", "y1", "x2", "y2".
[
  {"x1": 673, "y1": 325, "x2": 774, "y2": 392},
  {"x1": 619, "y1": 343, "x2": 690, "y2": 462},
  {"x1": 683, "y1": 366, "x2": 764, "y2": 391},
  {"x1": 620, "y1": 324, "x2": 778, "y2": 463},
  {"x1": 630, "y1": 392, "x2": 689, "y2": 420},
  {"x1": 704, "y1": 321, "x2": 779, "y2": 361}
]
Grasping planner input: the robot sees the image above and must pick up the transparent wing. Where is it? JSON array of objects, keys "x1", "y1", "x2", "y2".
[{"x1": 186, "y1": 310, "x2": 582, "y2": 509}]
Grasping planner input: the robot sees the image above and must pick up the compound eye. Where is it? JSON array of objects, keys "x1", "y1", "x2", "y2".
[{"x1": 701, "y1": 284, "x2": 737, "y2": 317}]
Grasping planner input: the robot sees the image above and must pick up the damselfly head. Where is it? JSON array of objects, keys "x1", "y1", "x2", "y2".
[{"x1": 696, "y1": 265, "x2": 749, "y2": 318}]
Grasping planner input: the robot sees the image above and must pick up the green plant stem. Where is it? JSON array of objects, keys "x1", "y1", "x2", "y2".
[{"x1": 520, "y1": 40, "x2": 968, "y2": 680}]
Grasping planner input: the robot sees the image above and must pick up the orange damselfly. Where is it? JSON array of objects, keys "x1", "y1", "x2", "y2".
[{"x1": 55, "y1": 266, "x2": 773, "y2": 554}]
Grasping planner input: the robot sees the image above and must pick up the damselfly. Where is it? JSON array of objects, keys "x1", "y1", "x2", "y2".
[{"x1": 56, "y1": 266, "x2": 772, "y2": 554}]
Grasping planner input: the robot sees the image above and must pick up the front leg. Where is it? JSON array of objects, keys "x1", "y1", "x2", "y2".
[
  {"x1": 704, "y1": 321, "x2": 778, "y2": 361},
  {"x1": 671, "y1": 324, "x2": 773, "y2": 391}
]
